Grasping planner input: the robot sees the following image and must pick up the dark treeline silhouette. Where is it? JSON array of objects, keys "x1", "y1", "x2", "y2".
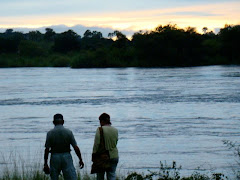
[{"x1": 0, "y1": 24, "x2": 240, "y2": 68}]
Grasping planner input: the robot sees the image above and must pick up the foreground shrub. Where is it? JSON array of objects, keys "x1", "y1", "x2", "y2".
[{"x1": 223, "y1": 140, "x2": 240, "y2": 179}]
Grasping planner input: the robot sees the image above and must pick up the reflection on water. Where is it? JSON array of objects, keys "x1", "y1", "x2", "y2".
[{"x1": 0, "y1": 66, "x2": 240, "y2": 176}]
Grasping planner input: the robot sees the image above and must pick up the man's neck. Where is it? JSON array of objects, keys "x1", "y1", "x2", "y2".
[{"x1": 55, "y1": 124, "x2": 63, "y2": 127}]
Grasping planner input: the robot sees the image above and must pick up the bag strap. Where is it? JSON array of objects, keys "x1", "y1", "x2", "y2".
[{"x1": 99, "y1": 127, "x2": 107, "y2": 151}]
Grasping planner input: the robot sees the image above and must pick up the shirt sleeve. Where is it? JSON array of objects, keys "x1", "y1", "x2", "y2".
[
  {"x1": 70, "y1": 131, "x2": 77, "y2": 147},
  {"x1": 92, "y1": 128, "x2": 100, "y2": 153}
]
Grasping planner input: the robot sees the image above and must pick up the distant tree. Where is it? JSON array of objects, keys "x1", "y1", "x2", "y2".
[
  {"x1": 113, "y1": 30, "x2": 127, "y2": 40},
  {"x1": 92, "y1": 31, "x2": 102, "y2": 39},
  {"x1": 0, "y1": 31, "x2": 25, "y2": 53},
  {"x1": 108, "y1": 32, "x2": 115, "y2": 39},
  {"x1": 5, "y1": 29, "x2": 14, "y2": 34},
  {"x1": 18, "y1": 40, "x2": 46, "y2": 57},
  {"x1": 218, "y1": 24, "x2": 240, "y2": 63},
  {"x1": 27, "y1": 31, "x2": 43, "y2": 41},
  {"x1": 53, "y1": 29, "x2": 81, "y2": 52},
  {"x1": 81, "y1": 30, "x2": 107, "y2": 50},
  {"x1": 108, "y1": 31, "x2": 128, "y2": 40},
  {"x1": 155, "y1": 24, "x2": 178, "y2": 33},
  {"x1": 185, "y1": 26, "x2": 197, "y2": 34},
  {"x1": 1, "y1": 23, "x2": 239, "y2": 68},
  {"x1": 132, "y1": 24, "x2": 206, "y2": 67},
  {"x1": 83, "y1": 30, "x2": 92, "y2": 38},
  {"x1": 83, "y1": 30, "x2": 102, "y2": 39},
  {"x1": 13, "y1": 31, "x2": 25, "y2": 38},
  {"x1": 0, "y1": 38, "x2": 17, "y2": 53},
  {"x1": 205, "y1": 31, "x2": 215, "y2": 37},
  {"x1": 202, "y1": 27, "x2": 208, "y2": 34},
  {"x1": 109, "y1": 30, "x2": 129, "y2": 48},
  {"x1": 44, "y1": 28, "x2": 56, "y2": 41}
]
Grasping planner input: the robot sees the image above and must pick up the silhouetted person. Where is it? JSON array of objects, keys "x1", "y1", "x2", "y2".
[
  {"x1": 93, "y1": 113, "x2": 119, "y2": 180},
  {"x1": 44, "y1": 114, "x2": 84, "y2": 180}
]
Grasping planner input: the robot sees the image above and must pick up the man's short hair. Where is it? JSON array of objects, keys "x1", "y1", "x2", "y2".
[{"x1": 53, "y1": 114, "x2": 64, "y2": 122}]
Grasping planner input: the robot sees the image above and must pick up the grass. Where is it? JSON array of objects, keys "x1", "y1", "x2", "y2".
[
  {"x1": 0, "y1": 163, "x2": 93, "y2": 180},
  {"x1": 0, "y1": 150, "x2": 93, "y2": 180},
  {"x1": 0, "y1": 160, "x2": 231, "y2": 180},
  {"x1": 1, "y1": 140, "x2": 240, "y2": 180}
]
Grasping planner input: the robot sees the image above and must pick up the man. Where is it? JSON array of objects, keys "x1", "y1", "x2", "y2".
[
  {"x1": 44, "y1": 113, "x2": 84, "y2": 180},
  {"x1": 92, "y1": 113, "x2": 119, "y2": 180}
]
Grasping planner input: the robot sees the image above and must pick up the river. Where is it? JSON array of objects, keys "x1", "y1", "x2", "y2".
[{"x1": 0, "y1": 66, "x2": 239, "y2": 177}]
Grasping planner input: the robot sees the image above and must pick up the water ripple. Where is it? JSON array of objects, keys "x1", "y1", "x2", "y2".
[{"x1": 1, "y1": 93, "x2": 240, "y2": 106}]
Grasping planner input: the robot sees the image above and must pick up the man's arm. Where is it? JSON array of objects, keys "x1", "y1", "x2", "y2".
[
  {"x1": 92, "y1": 128, "x2": 100, "y2": 153},
  {"x1": 73, "y1": 145, "x2": 84, "y2": 169},
  {"x1": 70, "y1": 131, "x2": 84, "y2": 169},
  {"x1": 44, "y1": 147, "x2": 49, "y2": 165},
  {"x1": 43, "y1": 147, "x2": 50, "y2": 174}
]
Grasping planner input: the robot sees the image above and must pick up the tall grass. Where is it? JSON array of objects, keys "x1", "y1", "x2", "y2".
[
  {"x1": 0, "y1": 160, "x2": 230, "y2": 180},
  {"x1": 223, "y1": 140, "x2": 240, "y2": 179},
  {"x1": 0, "y1": 150, "x2": 93, "y2": 180},
  {"x1": 1, "y1": 140, "x2": 240, "y2": 180}
]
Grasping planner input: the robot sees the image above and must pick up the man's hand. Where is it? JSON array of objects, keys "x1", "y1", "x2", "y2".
[
  {"x1": 79, "y1": 159, "x2": 84, "y2": 169},
  {"x1": 73, "y1": 145, "x2": 84, "y2": 169},
  {"x1": 43, "y1": 163, "x2": 50, "y2": 174}
]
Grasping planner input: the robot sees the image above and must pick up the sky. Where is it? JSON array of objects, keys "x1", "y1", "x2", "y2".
[{"x1": 0, "y1": 0, "x2": 240, "y2": 36}]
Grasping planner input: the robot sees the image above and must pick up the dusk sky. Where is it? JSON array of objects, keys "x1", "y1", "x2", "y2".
[{"x1": 1, "y1": 0, "x2": 240, "y2": 35}]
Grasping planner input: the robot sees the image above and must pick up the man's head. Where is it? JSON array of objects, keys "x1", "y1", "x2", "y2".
[
  {"x1": 53, "y1": 113, "x2": 64, "y2": 125},
  {"x1": 99, "y1": 113, "x2": 111, "y2": 126}
]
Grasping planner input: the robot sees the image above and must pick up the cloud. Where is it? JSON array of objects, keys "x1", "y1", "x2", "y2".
[
  {"x1": 1, "y1": 0, "x2": 237, "y2": 17},
  {"x1": 157, "y1": 11, "x2": 222, "y2": 17},
  {"x1": 0, "y1": 0, "x2": 172, "y2": 17},
  {"x1": 0, "y1": 1, "x2": 239, "y2": 34}
]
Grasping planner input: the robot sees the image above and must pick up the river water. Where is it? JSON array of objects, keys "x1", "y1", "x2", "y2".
[{"x1": 0, "y1": 66, "x2": 240, "y2": 177}]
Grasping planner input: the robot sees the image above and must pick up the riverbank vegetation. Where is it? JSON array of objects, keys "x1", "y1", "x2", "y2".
[
  {"x1": 0, "y1": 24, "x2": 240, "y2": 68},
  {"x1": 1, "y1": 145, "x2": 240, "y2": 180},
  {"x1": 2, "y1": 139, "x2": 240, "y2": 180},
  {"x1": 0, "y1": 161, "x2": 230, "y2": 180}
]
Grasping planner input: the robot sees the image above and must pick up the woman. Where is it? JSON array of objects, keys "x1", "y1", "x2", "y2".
[{"x1": 92, "y1": 113, "x2": 119, "y2": 180}]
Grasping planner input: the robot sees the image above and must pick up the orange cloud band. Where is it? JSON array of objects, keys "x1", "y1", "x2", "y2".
[{"x1": 0, "y1": 2, "x2": 239, "y2": 33}]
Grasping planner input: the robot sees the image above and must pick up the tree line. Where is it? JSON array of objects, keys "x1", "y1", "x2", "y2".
[{"x1": 0, "y1": 24, "x2": 239, "y2": 68}]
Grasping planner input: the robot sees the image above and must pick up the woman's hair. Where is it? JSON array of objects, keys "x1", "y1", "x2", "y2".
[{"x1": 99, "y1": 113, "x2": 111, "y2": 125}]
